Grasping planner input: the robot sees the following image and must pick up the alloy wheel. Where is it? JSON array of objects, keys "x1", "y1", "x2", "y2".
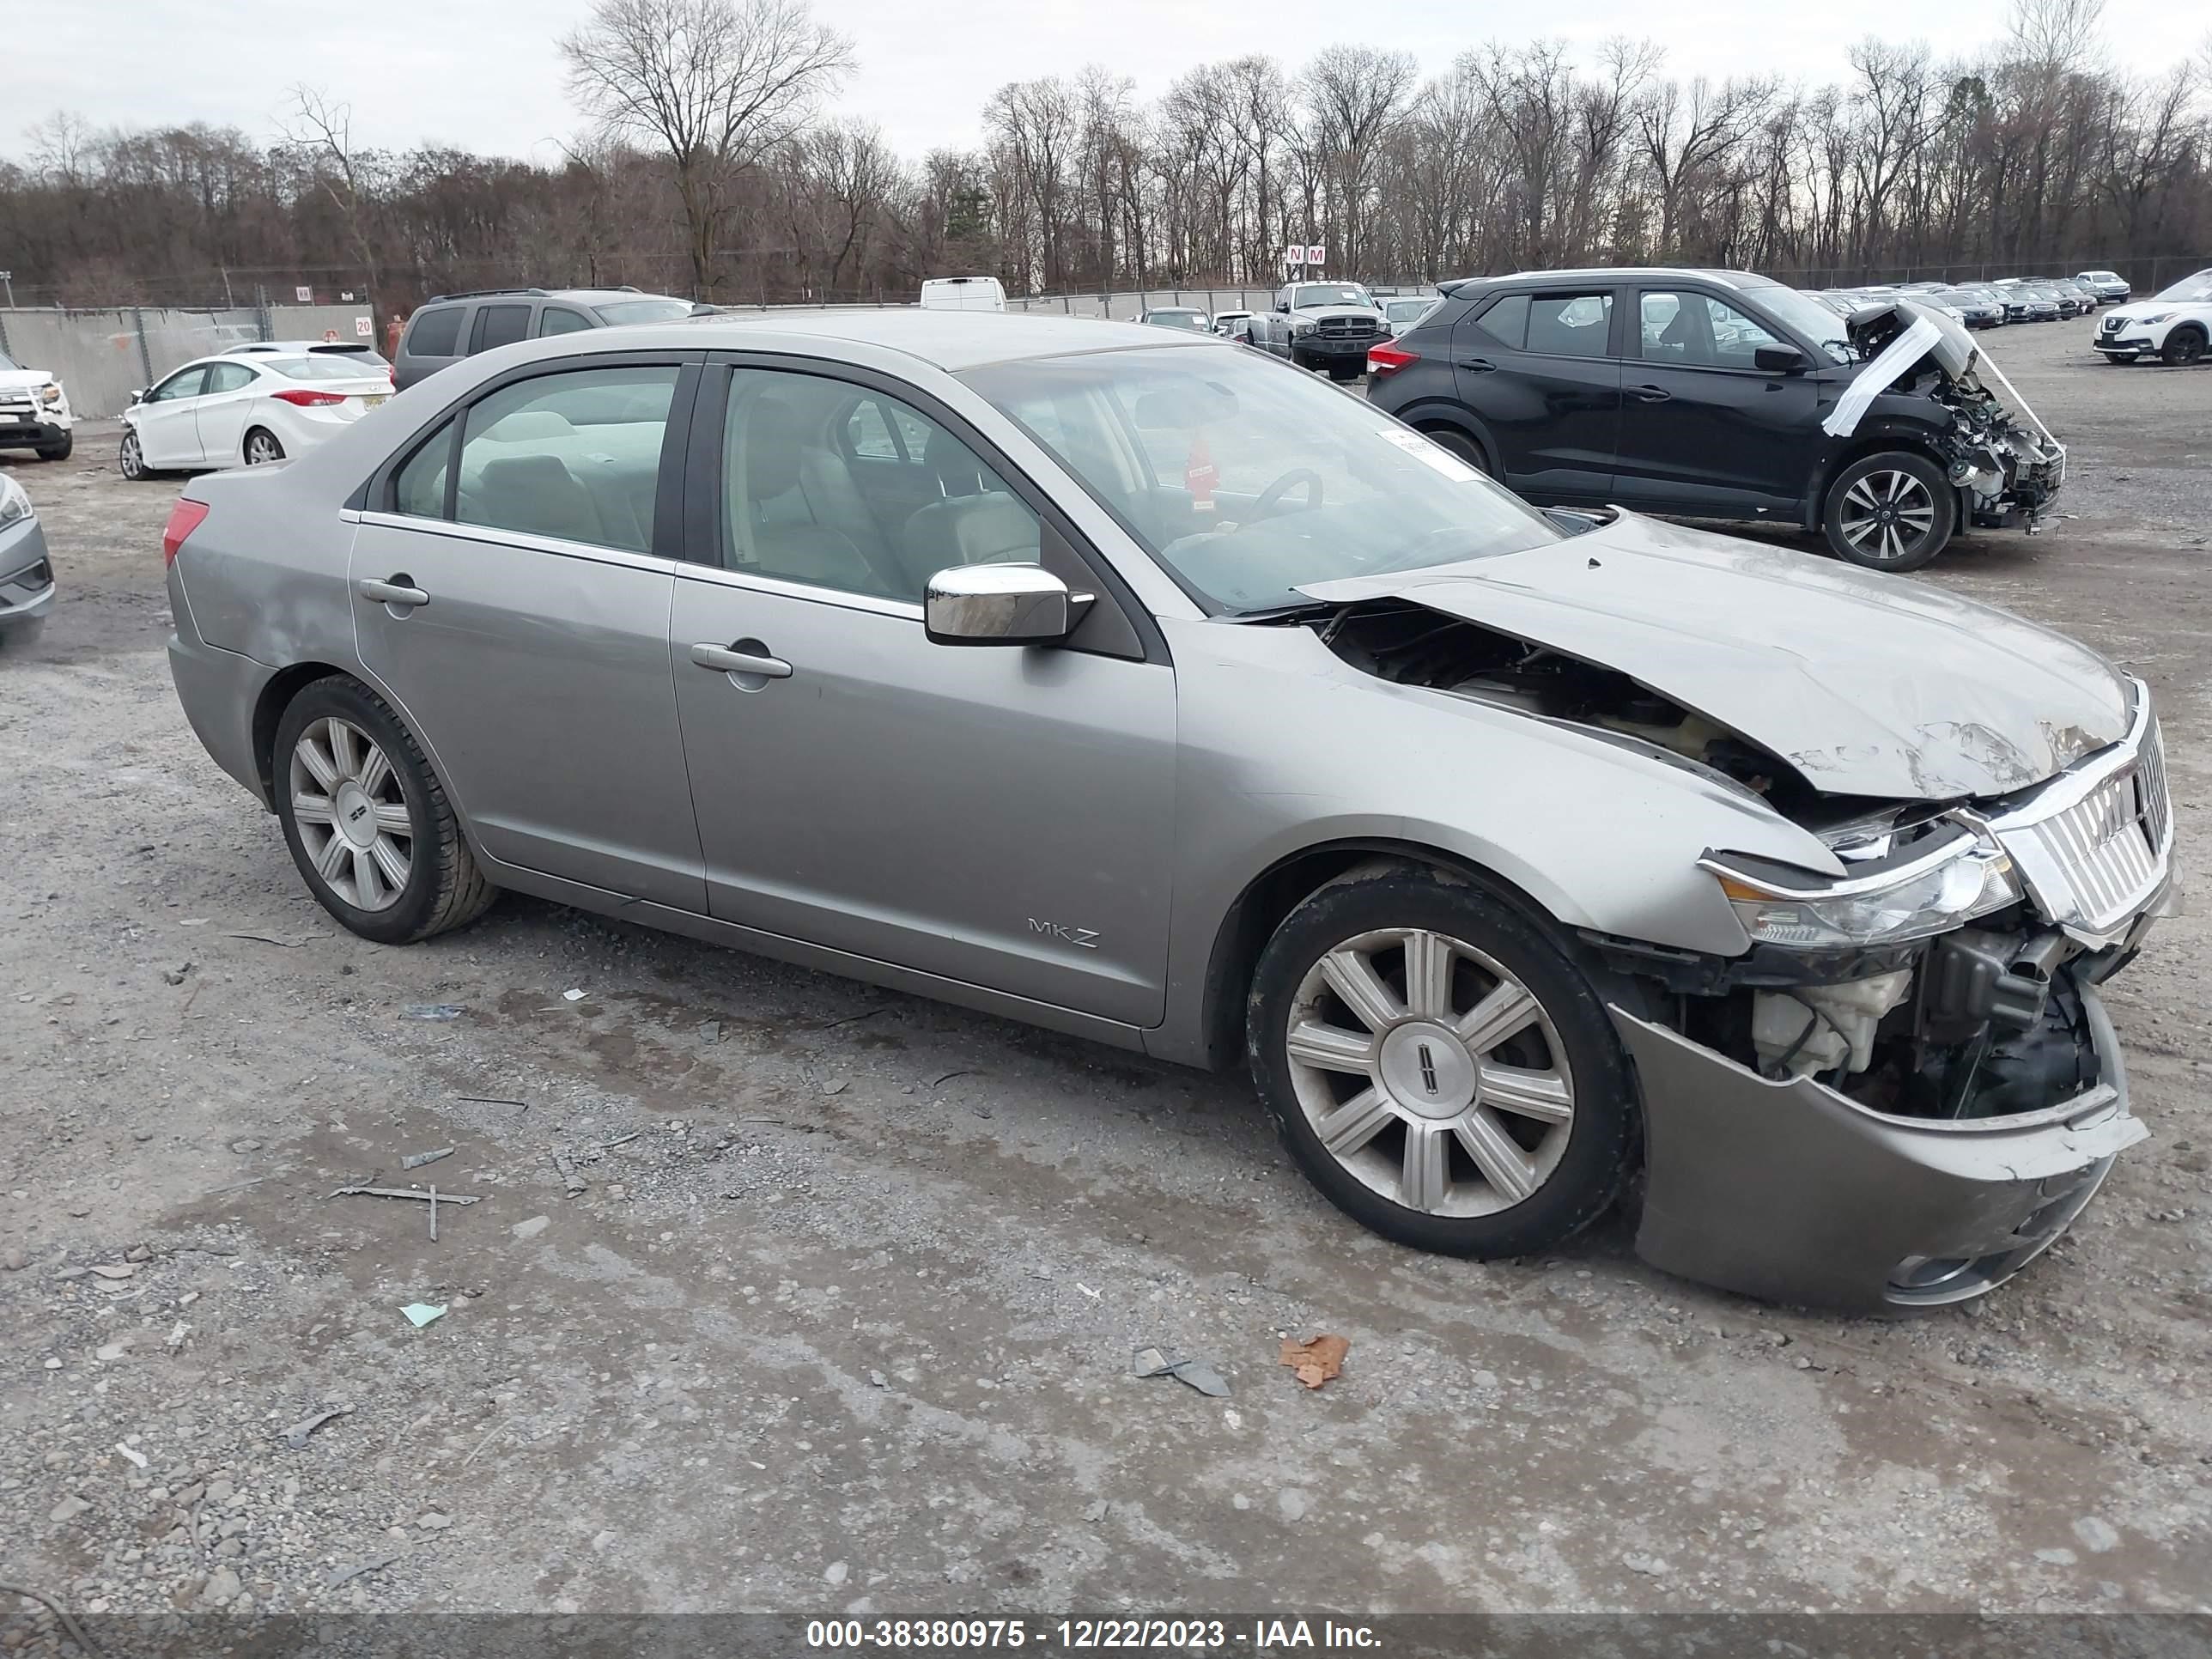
[
  {"x1": 1283, "y1": 927, "x2": 1576, "y2": 1218},
  {"x1": 289, "y1": 716, "x2": 412, "y2": 911},
  {"x1": 1838, "y1": 468, "x2": 1936, "y2": 563},
  {"x1": 119, "y1": 431, "x2": 145, "y2": 480},
  {"x1": 246, "y1": 431, "x2": 284, "y2": 465}
]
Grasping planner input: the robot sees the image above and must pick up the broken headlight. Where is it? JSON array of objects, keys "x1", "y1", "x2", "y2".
[{"x1": 1700, "y1": 835, "x2": 2021, "y2": 949}]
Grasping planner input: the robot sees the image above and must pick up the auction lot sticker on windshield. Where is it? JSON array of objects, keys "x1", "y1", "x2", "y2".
[{"x1": 1377, "y1": 423, "x2": 1482, "y2": 483}]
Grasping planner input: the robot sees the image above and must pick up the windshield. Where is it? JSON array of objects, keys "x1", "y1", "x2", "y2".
[
  {"x1": 1386, "y1": 299, "x2": 1437, "y2": 325},
  {"x1": 592, "y1": 298, "x2": 694, "y2": 325},
  {"x1": 1759, "y1": 286, "x2": 1854, "y2": 364},
  {"x1": 0, "y1": 353, "x2": 16, "y2": 372},
  {"x1": 1293, "y1": 284, "x2": 1374, "y2": 310},
  {"x1": 963, "y1": 344, "x2": 1559, "y2": 615},
  {"x1": 2153, "y1": 269, "x2": 2212, "y2": 303},
  {"x1": 1145, "y1": 311, "x2": 1208, "y2": 331},
  {"x1": 264, "y1": 356, "x2": 386, "y2": 381}
]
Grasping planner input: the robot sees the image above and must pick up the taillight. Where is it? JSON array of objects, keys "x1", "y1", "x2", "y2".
[
  {"x1": 387, "y1": 366, "x2": 398, "y2": 386},
  {"x1": 162, "y1": 499, "x2": 210, "y2": 566},
  {"x1": 1368, "y1": 342, "x2": 1419, "y2": 378},
  {"x1": 271, "y1": 388, "x2": 346, "y2": 407}
]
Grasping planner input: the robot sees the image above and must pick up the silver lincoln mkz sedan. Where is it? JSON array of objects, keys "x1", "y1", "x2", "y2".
[{"x1": 163, "y1": 313, "x2": 2174, "y2": 1310}]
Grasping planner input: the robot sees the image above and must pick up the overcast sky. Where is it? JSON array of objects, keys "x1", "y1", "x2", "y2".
[{"x1": 15, "y1": 0, "x2": 2179, "y2": 165}]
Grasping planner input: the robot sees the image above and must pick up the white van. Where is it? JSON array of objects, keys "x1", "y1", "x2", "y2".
[{"x1": 919, "y1": 276, "x2": 1008, "y2": 313}]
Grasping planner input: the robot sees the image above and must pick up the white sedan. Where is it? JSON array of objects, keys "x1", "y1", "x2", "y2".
[{"x1": 119, "y1": 352, "x2": 394, "y2": 478}]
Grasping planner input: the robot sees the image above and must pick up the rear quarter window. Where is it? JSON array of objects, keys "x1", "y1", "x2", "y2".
[{"x1": 404, "y1": 307, "x2": 465, "y2": 358}]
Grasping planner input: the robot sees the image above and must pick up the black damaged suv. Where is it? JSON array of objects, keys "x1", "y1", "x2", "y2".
[{"x1": 1366, "y1": 267, "x2": 2064, "y2": 571}]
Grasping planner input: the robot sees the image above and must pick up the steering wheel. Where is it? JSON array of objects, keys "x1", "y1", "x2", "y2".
[{"x1": 1251, "y1": 467, "x2": 1324, "y2": 520}]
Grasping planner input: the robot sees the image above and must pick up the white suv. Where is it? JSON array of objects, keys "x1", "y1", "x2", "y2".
[
  {"x1": 2092, "y1": 268, "x2": 2212, "y2": 365},
  {"x1": 0, "y1": 349, "x2": 76, "y2": 460}
]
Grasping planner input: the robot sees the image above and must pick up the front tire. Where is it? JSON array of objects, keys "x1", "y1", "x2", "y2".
[
  {"x1": 273, "y1": 676, "x2": 495, "y2": 945},
  {"x1": 2160, "y1": 326, "x2": 2206, "y2": 367},
  {"x1": 244, "y1": 428, "x2": 285, "y2": 465},
  {"x1": 1821, "y1": 451, "x2": 1955, "y2": 571},
  {"x1": 1247, "y1": 861, "x2": 1638, "y2": 1260},
  {"x1": 33, "y1": 432, "x2": 72, "y2": 462},
  {"x1": 118, "y1": 429, "x2": 153, "y2": 481}
]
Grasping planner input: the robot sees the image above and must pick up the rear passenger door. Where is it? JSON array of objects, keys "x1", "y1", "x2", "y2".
[
  {"x1": 349, "y1": 355, "x2": 708, "y2": 911},
  {"x1": 1453, "y1": 288, "x2": 1621, "y2": 502}
]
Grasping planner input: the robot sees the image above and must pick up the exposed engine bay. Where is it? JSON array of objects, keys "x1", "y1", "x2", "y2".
[
  {"x1": 1837, "y1": 301, "x2": 2067, "y2": 532},
  {"x1": 1315, "y1": 598, "x2": 2141, "y2": 1128}
]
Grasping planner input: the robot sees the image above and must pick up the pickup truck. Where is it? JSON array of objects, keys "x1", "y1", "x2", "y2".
[{"x1": 1244, "y1": 281, "x2": 1389, "y2": 380}]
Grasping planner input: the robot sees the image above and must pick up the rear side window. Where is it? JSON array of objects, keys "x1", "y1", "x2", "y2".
[
  {"x1": 1527, "y1": 292, "x2": 1614, "y2": 358},
  {"x1": 404, "y1": 307, "x2": 464, "y2": 357},
  {"x1": 453, "y1": 367, "x2": 680, "y2": 553},
  {"x1": 538, "y1": 307, "x2": 593, "y2": 337},
  {"x1": 471, "y1": 305, "x2": 532, "y2": 354},
  {"x1": 204, "y1": 362, "x2": 256, "y2": 394},
  {"x1": 1468, "y1": 294, "x2": 1528, "y2": 350}
]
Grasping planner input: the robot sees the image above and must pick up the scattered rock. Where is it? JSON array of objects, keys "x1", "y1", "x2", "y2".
[
  {"x1": 201, "y1": 1568, "x2": 241, "y2": 1606},
  {"x1": 229, "y1": 1139, "x2": 263, "y2": 1153},
  {"x1": 511, "y1": 1215, "x2": 550, "y2": 1241},
  {"x1": 1, "y1": 1247, "x2": 27, "y2": 1273},
  {"x1": 416, "y1": 1511, "x2": 453, "y2": 1532},
  {"x1": 823, "y1": 1560, "x2": 849, "y2": 1585},
  {"x1": 2036, "y1": 1547, "x2": 2080, "y2": 1566},
  {"x1": 162, "y1": 963, "x2": 193, "y2": 986},
  {"x1": 1276, "y1": 1489, "x2": 1310, "y2": 1522},
  {"x1": 204, "y1": 1480, "x2": 235, "y2": 1504},
  {"x1": 1624, "y1": 1553, "x2": 1670, "y2": 1576},
  {"x1": 49, "y1": 1495, "x2": 91, "y2": 1523},
  {"x1": 2073, "y1": 1516, "x2": 2121, "y2": 1553}
]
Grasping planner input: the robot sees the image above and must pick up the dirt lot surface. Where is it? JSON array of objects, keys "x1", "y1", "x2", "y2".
[{"x1": 3, "y1": 322, "x2": 2208, "y2": 1638}]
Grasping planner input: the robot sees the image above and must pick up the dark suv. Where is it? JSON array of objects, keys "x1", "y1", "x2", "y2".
[
  {"x1": 393, "y1": 287, "x2": 696, "y2": 390},
  {"x1": 1366, "y1": 267, "x2": 2063, "y2": 570}
]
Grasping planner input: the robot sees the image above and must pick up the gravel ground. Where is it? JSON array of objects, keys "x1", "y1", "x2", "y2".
[{"x1": 2, "y1": 321, "x2": 2209, "y2": 1644}]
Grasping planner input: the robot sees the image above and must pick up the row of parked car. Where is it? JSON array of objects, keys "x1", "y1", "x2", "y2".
[{"x1": 1806, "y1": 271, "x2": 2127, "y2": 329}]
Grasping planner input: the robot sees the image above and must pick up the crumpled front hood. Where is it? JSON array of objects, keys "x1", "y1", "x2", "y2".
[
  {"x1": 1299, "y1": 512, "x2": 2130, "y2": 801},
  {"x1": 0, "y1": 368, "x2": 57, "y2": 392}
]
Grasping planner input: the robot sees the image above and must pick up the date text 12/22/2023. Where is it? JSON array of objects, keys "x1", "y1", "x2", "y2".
[{"x1": 805, "y1": 1619, "x2": 1383, "y2": 1650}]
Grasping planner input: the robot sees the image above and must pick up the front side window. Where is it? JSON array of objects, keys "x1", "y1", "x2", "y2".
[
  {"x1": 471, "y1": 305, "x2": 532, "y2": 354},
  {"x1": 394, "y1": 421, "x2": 453, "y2": 519},
  {"x1": 723, "y1": 368, "x2": 1040, "y2": 605},
  {"x1": 149, "y1": 366, "x2": 209, "y2": 402},
  {"x1": 450, "y1": 366, "x2": 678, "y2": 553},
  {"x1": 404, "y1": 307, "x2": 464, "y2": 357},
  {"x1": 964, "y1": 342, "x2": 1559, "y2": 616},
  {"x1": 1639, "y1": 291, "x2": 1782, "y2": 368},
  {"x1": 1526, "y1": 292, "x2": 1614, "y2": 358}
]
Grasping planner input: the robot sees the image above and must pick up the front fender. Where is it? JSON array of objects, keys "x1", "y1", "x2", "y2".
[{"x1": 1147, "y1": 615, "x2": 1838, "y2": 1066}]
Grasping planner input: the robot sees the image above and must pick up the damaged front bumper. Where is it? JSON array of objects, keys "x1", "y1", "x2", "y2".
[{"x1": 1611, "y1": 982, "x2": 2144, "y2": 1311}]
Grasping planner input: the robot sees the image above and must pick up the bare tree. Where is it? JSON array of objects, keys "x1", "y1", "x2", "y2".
[
  {"x1": 561, "y1": 0, "x2": 852, "y2": 296},
  {"x1": 281, "y1": 85, "x2": 385, "y2": 292}
]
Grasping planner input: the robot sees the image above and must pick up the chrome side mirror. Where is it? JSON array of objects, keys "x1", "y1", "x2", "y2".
[
  {"x1": 924, "y1": 563, "x2": 1085, "y2": 647},
  {"x1": 129, "y1": 389, "x2": 146, "y2": 405}
]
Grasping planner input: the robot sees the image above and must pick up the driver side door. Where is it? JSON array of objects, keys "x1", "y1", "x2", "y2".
[{"x1": 135, "y1": 365, "x2": 211, "y2": 467}]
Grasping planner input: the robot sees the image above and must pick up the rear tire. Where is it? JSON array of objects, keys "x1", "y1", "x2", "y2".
[
  {"x1": 244, "y1": 428, "x2": 285, "y2": 466},
  {"x1": 1422, "y1": 428, "x2": 1492, "y2": 476},
  {"x1": 1821, "y1": 451, "x2": 1954, "y2": 572},
  {"x1": 1247, "y1": 860, "x2": 1638, "y2": 1261},
  {"x1": 2160, "y1": 326, "x2": 2205, "y2": 367},
  {"x1": 272, "y1": 675, "x2": 496, "y2": 945}
]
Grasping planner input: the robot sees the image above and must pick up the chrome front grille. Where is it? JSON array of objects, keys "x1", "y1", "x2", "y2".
[
  {"x1": 1985, "y1": 690, "x2": 2172, "y2": 945},
  {"x1": 1317, "y1": 317, "x2": 1378, "y2": 337}
]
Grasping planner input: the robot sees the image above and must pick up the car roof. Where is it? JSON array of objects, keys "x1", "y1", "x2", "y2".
[
  {"x1": 647, "y1": 309, "x2": 1212, "y2": 372},
  {"x1": 1489, "y1": 266, "x2": 1776, "y2": 289}
]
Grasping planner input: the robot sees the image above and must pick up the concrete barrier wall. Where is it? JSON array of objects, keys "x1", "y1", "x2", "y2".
[{"x1": 0, "y1": 304, "x2": 377, "y2": 418}]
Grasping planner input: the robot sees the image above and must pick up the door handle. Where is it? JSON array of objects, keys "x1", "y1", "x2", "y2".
[
  {"x1": 1456, "y1": 356, "x2": 1497, "y2": 372},
  {"x1": 690, "y1": 641, "x2": 792, "y2": 678},
  {"x1": 1627, "y1": 385, "x2": 1672, "y2": 403},
  {"x1": 358, "y1": 576, "x2": 429, "y2": 606}
]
